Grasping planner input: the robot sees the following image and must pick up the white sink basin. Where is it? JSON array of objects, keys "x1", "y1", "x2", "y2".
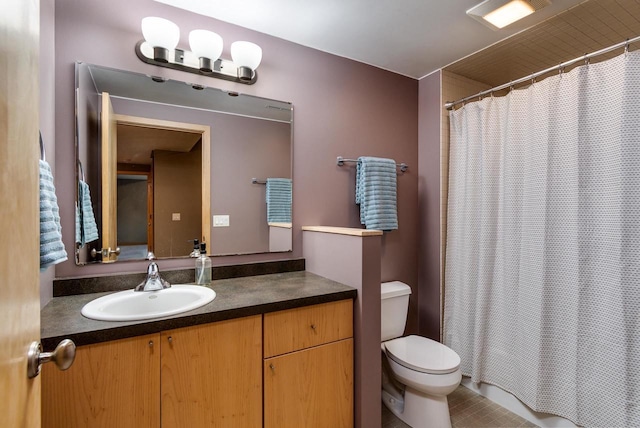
[{"x1": 81, "y1": 285, "x2": 216, "y2": 321}]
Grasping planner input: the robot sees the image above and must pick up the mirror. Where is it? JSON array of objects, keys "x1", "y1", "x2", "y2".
[{"x1": 75, "y1": 62, "x2": 293, "y2": 265}]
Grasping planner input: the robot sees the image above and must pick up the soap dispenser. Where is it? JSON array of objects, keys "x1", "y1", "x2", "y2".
[
  {"x1": 189, "y1": 239, "x2": 200, "y2": 258},
  {"x1": 195, "y1": 242, "x2": 212, "y2": 285}
]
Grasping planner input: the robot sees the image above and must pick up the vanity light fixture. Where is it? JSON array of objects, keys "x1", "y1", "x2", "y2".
[
  {"x1": 467, "y1": 0, "x2": 550, "y2": 30},
  {"x1": 141, "y1": 17, "x2": 180, "y2": 63},
  {"x1": 231, "y1": 41, "x2": 262, "y2": 81},
  {"x1": 136, "y1": 17, "x2": 261, "y2": 85}
]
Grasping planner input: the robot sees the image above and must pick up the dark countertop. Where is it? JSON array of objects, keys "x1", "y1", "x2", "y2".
[{"x1": 41, "y1": 271, "x2": 356, "y2": 349}]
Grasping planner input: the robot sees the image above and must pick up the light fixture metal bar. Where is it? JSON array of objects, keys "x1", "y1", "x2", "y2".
[
  {"x1": 135, "y1": 40, "x2": 257, "y2": 85},
  {"x1": 445, "y1": 34, "x2": 640, "y2": 110}
]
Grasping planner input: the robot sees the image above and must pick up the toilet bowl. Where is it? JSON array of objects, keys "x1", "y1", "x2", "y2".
[{"x1": 381, "y1": 282, "x2": 461, "y2": 428}]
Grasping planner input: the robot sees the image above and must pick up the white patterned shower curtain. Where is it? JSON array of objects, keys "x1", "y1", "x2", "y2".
[{"x1": 444, "y1": 52, "x2": 639, "y2": 428}]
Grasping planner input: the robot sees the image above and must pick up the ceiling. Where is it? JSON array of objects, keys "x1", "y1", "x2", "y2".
[
  {"x1": 444, "y1": 0, "x2": 640, "y2": 87},
  {"x1": 117, "y1": 124, "x2": 201, "y2": 165},
  {"x1": 155, "y1": 0, "x2": 586, "y2": 79}
]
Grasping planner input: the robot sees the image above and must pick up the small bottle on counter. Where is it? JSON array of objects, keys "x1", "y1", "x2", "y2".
[{"x1": 195, "y1": 242, "x2": 211, "y2": 285}]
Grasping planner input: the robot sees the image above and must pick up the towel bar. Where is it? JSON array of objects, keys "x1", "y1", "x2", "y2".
[
  {"x1": 77, "y1": 160, "x2": 85, "y2": 182},
  {"x1": 39, "y1": 132, "x2": 46, "y2": 162},
  {"x1": 336, "y1": 156, "x2": 408, "y2": 172}
]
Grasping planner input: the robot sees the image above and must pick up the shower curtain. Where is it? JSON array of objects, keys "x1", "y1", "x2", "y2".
[{"x1": 444, "y1": 52, "x2": 639, "y2": 428}]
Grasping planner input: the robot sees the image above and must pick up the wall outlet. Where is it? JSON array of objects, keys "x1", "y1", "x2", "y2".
[
  {"x1": 213, "y1": 215, "x2": 230, "y2": 227},
  {"x1": 172, "y1": 213, "x2": 181, "y2": 221}
]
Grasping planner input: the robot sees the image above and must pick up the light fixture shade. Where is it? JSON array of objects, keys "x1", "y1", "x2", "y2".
[
  {"x1": 467, "y1": 0, "x2": 550, "y2": 30},
  {"x1": 482, "y1": 0, "x2": 535, "y2": 28},
  {"x1": 189, "y1": 30, "x2": 223, "y2": 62},
  {"x1": 141, "y1": 17, "x2": 180, "y2": 50},
  {"x1": 231, "y1": 41, "x2": 262, "y2": 70}
]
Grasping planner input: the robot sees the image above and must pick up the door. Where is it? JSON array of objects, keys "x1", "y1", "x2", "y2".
[
  {"x1": 101, "y1": 92, "x2": 118, "y2": 262},
  {"x1": 0, "y1": 0, "x2": 42, "y2": 426}
]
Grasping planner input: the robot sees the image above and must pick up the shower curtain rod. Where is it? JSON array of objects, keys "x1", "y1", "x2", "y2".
[{"x1": 444, "y1": 34, "x2": 640, "y2": 110}]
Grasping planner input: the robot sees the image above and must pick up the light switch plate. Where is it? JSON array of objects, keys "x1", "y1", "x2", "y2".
[
  {"x1": 172, "y1": 213, "x2": 181, "y2": 221},
  {"x1": 213, "y1": 215, "x2": 230, "y2": 227}
]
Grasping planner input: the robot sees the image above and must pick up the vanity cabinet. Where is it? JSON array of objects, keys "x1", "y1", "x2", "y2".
[
  {"x1": 161, "y1": 316, "x2": 262, "y2": 427},
  {"x1": 42, "y1": 333, "x2": 161, "y2": 428},
  {"x1": 42, "y1": 315, "x2": 262, "y2": 428},
  {"x1": 263, "y1": 299, "x2": 354, "y2": 428}
]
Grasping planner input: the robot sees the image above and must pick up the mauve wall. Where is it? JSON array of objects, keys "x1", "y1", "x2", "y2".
[
  {"x1": 210, "y1": 117, "x2": 290, "y2": 256},
  {"x1": 418, "y1": 71, "x2": 442, "y2": 341},
  {"x1": 53, "y1": 0, "x2": 419, "y2": 333}
]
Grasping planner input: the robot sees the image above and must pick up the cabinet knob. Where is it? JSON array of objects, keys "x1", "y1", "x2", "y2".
[
  {"x1": 168, "y1": 336, "x2": 173, "y2": 344},
  {"x1": 27, "y1": 339, "x2": 76, "y2": 379},
  {"x1": 149, "y1": 340, "x2": 154, "y2": 348},
  {"x1": 310, "y1": 324, "x2": 317, "y2": 331},
  {"x1": 269, "y1": 363, "x2": 275, "y2": 373}
]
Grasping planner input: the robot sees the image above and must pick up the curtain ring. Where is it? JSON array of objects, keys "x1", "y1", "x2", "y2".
[
  {"x1": 624, "y1": 39, "x2": 630, "y2": 57},
  {"x1": 558, "y1": 63, "x2": 564, "y2": 76},
  {"x1": 584, "y1": 53, "x2": 590, "y2": 66}
]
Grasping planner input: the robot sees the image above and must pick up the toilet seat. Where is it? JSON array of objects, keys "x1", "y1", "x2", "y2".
[{"x1": 384, "y1": 335, "x2": 460, "y2": 375}]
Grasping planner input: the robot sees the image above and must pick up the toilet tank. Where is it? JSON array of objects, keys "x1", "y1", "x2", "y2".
[{"x1": 381, "y1": 281, "x2": 412, "y2": 342}]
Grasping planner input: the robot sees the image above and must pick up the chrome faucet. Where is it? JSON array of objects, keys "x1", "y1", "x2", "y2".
[{"x1": 135, "y1": 262, "x2": 171, "y2": 292}]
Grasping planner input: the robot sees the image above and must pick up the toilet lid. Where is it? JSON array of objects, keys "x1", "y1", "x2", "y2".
[{"x1": 384, "y1": 335, "x2": 461, "y2": 374}]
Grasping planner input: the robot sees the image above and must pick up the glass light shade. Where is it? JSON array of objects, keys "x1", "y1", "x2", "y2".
[
  {"x1": 189, "y1": 30, "x2": 223, "y2": 62},
  {"x1": 231, "y1": 41, "x2": 262, "y2": 70},
  {"x1": 482, "y1": 0, "x2": 535, "y2": 29},
  {"x1": 141, "y1": 17, "x2": 180, "y2": 50}
]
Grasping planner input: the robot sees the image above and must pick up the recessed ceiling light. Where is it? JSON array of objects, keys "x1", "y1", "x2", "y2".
[{"x1": 467, "y1": 0, "x2": 551, "y2": 30}]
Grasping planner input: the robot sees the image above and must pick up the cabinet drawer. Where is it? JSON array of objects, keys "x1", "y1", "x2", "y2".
[{"x1": 264, "y1": 299, "x2": 353, "y2": 358}]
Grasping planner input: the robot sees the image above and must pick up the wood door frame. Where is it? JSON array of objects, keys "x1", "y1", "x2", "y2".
[{"x1": 113, "y1": 114, "x2": 211, "y2": 247}]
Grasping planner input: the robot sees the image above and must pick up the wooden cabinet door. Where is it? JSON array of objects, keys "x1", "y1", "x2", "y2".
[
  {"x1": 42, "y1": 334, "x2": 161, "y2": 428},
  {"x1": 161, "y1": 315, "x2": 262, "y2": 428},
  {"x1": 264, "y1": 339, "x2": 354, "y2": 428}
]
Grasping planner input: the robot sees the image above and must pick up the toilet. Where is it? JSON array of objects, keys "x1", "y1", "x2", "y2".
[{"x1": 381, "y1": 281, "x2": 461, "y2": 428}]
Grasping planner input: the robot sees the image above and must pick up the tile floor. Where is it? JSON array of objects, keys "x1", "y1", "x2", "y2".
[{"x1": 382, "y1": 385, "x2": 538, "y2": 428}]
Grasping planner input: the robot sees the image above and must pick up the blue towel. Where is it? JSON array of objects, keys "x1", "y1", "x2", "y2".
[
  {"x1": 40, "y1": 160, "x2": 68, "y2": 270},
  {"x1": 355, "y1": 157, "x2": 398, "y2": 231},
  {"x1": 75, "y1": 180, "x2": 99, "y2": 246},
  {"x1": 266, "y1": 178, "x2": 292, "y2": 223}
]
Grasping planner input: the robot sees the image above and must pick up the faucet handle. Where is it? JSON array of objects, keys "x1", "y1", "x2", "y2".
[
  {"x1": 147, "y1": 261, "x2": 160, "y2": 277},
  {"x1": 135, "y1": 261, "x2": 171, "y2": 292}
]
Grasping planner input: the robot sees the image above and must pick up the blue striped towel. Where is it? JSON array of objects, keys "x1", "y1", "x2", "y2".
[
  {"x1": 266, "y1": 178, "x2": 292, "y2": 223},
  {"x1": 75, "y1": 180, "x2": 99, "y2": 246},
  {"x1": 40, "y1": 160, "x2": 68, "y2": 270},
  {"x1": 355, "y1": 157, "x2": 398, "y2": 231}
]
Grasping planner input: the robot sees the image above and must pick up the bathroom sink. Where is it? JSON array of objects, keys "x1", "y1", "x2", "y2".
[{"x1": 81, "y1": 285, "x2": 216, "y2": 321}]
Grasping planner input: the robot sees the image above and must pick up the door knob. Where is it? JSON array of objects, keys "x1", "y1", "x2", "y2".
[
  {"x1": 27, "y1": 339, "x2": 76, "y2": 379},
  {"x1": 91, "y1": 247, "x2": 121, "y2": 258}
]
